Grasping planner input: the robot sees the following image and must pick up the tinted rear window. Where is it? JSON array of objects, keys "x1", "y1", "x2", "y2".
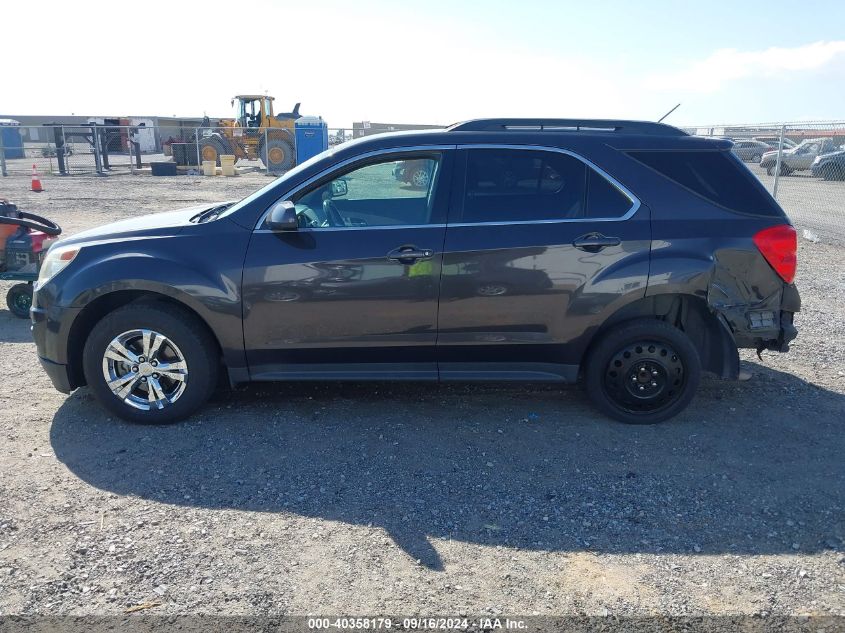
[
  {"x1": 461, "y1": 149, "x2": 634, "y2": 223},
  {"x1": 627, "y1": 150, "x2": 783, "y2": 216}
]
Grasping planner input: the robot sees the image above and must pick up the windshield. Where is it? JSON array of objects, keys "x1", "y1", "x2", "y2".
[{"x1": 218, "y1": 148, "x2": 339, "y2": 220}]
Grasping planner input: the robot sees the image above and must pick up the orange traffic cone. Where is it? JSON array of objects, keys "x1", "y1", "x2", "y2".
[{"x1": 31, "y1": 164, "x2": 44, "y2": 192}]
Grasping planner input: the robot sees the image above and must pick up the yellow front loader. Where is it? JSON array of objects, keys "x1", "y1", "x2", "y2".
[{"x1": 199, "y1": 95, "x2": 300, "y2": 173}]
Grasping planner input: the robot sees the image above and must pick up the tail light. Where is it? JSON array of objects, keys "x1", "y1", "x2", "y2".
[{"x1": 753, "y1": 224, "x2": 797, "y2": 284}]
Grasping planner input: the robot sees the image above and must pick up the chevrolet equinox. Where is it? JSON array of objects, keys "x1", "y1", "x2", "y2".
[{"x1": 31, "y1": 119, "x2": 800, "y2": 424}]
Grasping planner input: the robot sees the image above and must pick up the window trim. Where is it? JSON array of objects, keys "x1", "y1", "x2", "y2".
[
  {"x1": 450, "y1": 144, "x2": 640, "y2": 226},
  {"x1": 254, "y1": 145, "x2": 456, "y2": 231}
]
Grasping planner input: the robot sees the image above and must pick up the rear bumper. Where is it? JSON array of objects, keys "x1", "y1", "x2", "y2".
[{"x1": 730, "y1": 283, "x2": 800, "y2": 353}]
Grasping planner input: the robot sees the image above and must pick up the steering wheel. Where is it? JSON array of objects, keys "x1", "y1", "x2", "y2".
[
  {"x1": 0, "y1": 210, "x2": 62, "y2": 236},
  {"x1": 323, "y1": 199, "x2": 347, "y2": 228}
]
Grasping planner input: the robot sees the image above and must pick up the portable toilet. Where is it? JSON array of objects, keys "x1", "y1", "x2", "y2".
[
  {"x1": 0, "y1": 119, "x2": 25, "y2": 159},
  {"x1": 294, "y1": 116, "x2": 329, "y2": 164}
]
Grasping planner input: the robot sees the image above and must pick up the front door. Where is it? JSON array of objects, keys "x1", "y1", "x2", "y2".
[
  {"x1": 242, "y1": 150, "x2": 452, "y2": 380},
  {"x1": 437, "y1": 146, "x2": 650, "y2": 380}
]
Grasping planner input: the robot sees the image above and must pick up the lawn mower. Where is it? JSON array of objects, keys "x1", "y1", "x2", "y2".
[{"x1": 0, "y1": 199, "x2": 62, "y2": 318}]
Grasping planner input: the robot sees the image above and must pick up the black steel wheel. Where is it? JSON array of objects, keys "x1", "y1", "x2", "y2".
[
  {"x1": 585, "y1": 319, "x2": 701, "y2": 424},
  {"x1": 6, "y1": 283, "x2": 33, "y2": 318}
]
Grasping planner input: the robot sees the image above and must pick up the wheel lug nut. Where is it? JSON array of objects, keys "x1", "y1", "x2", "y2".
[
  {"x1": 151, "y1": 360, "x2": 158, "y2": 367},
  {"x1": 132, "y1": 366, "x2": 138, "y2": 372},
  {"x1": 141, "y1": 377, "x2": 147, "y2": 382},
  {"x1": 153, "y1": 373, "x2": 159, "y2": 379},
  {"x1": 651, "y1": 381, "x2": 657, "y2": 387},
  {"x1": 638, "y1": 385, "x2": 645, "y2": 391},
  {"x1": 139, "y1": 356, "x2": 146, "y2": 363},
  {"x1": 652, "y1": 370, "x2": 658, "y2": 376}
]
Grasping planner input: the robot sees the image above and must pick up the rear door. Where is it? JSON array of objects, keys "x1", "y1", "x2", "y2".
[{"x1": 436, "y1": 145, "x2": 650, "y2": 381}]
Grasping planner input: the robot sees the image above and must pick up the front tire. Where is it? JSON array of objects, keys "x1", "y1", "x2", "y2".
[
  {"x1": 584, "y1": 319, "x2": 701, "y2": 424},
  {"x1": 82, "y1": 303, "x2": 219, "y2": 424}
]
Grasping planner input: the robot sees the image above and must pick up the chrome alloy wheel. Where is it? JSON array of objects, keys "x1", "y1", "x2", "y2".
[
  {"x1": 410, "y1": 168, "x2": 430, "y2": 188},
  {"x1": 101, "y1": 329, "x2": 188, "y2": 411}
]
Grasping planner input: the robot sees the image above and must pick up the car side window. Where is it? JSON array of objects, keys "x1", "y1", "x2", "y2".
[
  {"x1": 291, "y1": 155, "x2": 441, "y2": 229},
  {"x1": 461, "y1": 149, "x2": 633, "y2": 223}
]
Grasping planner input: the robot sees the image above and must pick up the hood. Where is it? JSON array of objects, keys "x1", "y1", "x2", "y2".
[{"x1": 57, "y1": 203, "x2": 232, "y2": 247}]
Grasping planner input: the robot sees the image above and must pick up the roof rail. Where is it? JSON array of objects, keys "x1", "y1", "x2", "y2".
[{"x1": 446, "y1": 118, "x2": 687, "y2": 136}]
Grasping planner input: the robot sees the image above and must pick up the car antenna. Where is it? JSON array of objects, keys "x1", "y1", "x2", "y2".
[{"x1": 657, "y1": 103, "x2": 681, "y2": 123}]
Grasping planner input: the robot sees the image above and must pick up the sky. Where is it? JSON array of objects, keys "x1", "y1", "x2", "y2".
[{"x1": 2, "y1": 0, "x2": 845, "y2": 128}]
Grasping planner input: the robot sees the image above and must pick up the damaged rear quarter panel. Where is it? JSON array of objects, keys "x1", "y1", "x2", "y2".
[
  {"x1": 707, "y1": 246, "x2": 789, "y2": 346},
  {"x1": 645, "y1": 208, "x2": 796, "y2": 350}
]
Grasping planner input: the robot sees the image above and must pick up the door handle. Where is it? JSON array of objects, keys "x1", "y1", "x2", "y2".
[
  {"x1": 387, "y1": 246, "x2": 434, "y2": 264},
  {"x1": 573, "y1": 233, "x2": 621, "y2": 252}
]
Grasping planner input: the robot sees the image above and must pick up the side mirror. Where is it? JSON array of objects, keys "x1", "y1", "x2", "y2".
[
  {"x1": 330, "y1": 179, "x2": 348, "y2": 198},
  {"x1": 267, "y1": 200, "x2": 298, "y2": 231}
]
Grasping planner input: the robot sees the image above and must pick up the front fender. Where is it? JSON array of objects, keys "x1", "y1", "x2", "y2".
[{"x1": 40, "y1": 223, "x2": 251, "y2": 374}]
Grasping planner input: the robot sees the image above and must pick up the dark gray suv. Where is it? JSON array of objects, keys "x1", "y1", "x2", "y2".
[{"x1": 32, "y1": 118, "x2": 800, "y2": 425}]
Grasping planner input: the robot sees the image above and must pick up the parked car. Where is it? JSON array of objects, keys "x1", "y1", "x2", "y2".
[
  {"x1": 754, "y1": 136, "x2": 797, "y2": 150},
  {"x1": 730, "y1": 139, "x2": 772, "y2": 162},
  {"x1": 393, "y1": 159, "x2": 433, "y2": 189},
  {"x1": 760, "y1": 138, "x2": 839, "y2": 176},
  {"x1": 810, "y1": 145, "x2": 845, "y2": 180},
  {"x1": 32, "y1": 118, "x2": 800, "y2": 425}
]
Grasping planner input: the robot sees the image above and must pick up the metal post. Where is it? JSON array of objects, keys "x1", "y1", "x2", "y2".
[
  {"x1": 128, "y1": 126, "x2": 134, "y2": 174},
  {"x1": 50, "y1": 125, "x2": 67, "y2": 175},
  {"x1": 91, "y1": 124, "x2": 104, "y2": 175},
  {"x1": 194, "y1": 128, "x2": 200, "y2": 170},
  {"x1": 772, "y1": 124, "x2": 786, "y2": 199},
  {"x1": 0, "y1": 134, "x2": 7, "y2": 177},
  {"x1": 132, "y1": 127, "x2": 142, "y2": 169},
  {"x1": 60, "y1": 126, "x2": 68, "y2": 175},
  {"x1": 264, "y1": 128, "x2": 269, "y2": 174},
  {"x1": 100, "y1": 127, "x2": 111, "y2": 170}
]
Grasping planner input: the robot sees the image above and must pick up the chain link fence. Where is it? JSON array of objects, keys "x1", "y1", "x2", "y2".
[
  {"x1": 683, "y1": 121, "x2": 845, "y2": 243},
  {"x1": 0, "y1": 124, "x2": 357, "y2": 178}
]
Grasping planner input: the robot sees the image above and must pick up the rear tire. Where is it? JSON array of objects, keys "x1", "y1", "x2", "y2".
[
  {"x1": 584, "y1": 319, "x2": 701, "y2": 425},
  {"x1": 82, "y1": 303, "x2": 219, "y2": 424}
]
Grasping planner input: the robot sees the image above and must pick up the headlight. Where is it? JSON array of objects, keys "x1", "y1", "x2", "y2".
[{"x1": 36, "y1": 245, "x2": 80, "y2": 287}]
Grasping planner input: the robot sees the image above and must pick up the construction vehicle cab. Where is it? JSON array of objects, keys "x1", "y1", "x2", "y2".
[{"x1": 199, "y1": 95, "x2": 301, "y2": 174}]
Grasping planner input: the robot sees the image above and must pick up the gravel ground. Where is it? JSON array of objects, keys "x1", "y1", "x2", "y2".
[{"x1": 0, "y1": 173, "x2": 843, "y2": 618}]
